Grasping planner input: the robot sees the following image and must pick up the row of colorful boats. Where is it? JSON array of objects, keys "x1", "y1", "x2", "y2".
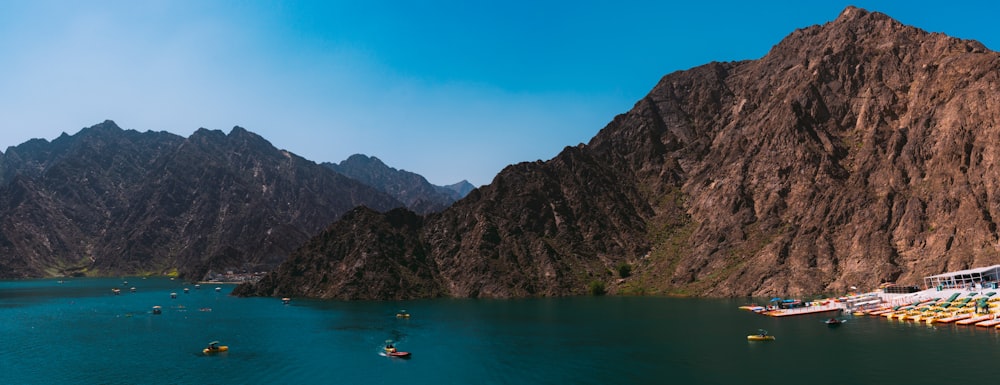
[{"x1": 856, "y1": 291, "x2": 1000, "y2": 327}]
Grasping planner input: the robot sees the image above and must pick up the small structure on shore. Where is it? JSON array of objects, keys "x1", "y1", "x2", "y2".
[{"x1": 924, "y1": 265, "x2": 1000, "y2": 291}]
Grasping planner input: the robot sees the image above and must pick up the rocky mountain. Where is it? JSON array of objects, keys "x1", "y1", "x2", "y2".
[
  {"x1": 324, "y1": 154, "x2": 474, "y2": 214},
  {"x1": 0, "y1": 120, "x2": 403, "y2": 279},
  {"x1": 235, "y1": 7, "x2": 1000, "y2": 299},
  {"x1": 437, "y1": 180, "x2": 475, "y2": 200}
]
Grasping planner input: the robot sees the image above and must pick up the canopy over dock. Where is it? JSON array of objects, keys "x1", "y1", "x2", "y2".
[{"x1": 923, "y1": 265, "x2": 1000, "y2": 290}]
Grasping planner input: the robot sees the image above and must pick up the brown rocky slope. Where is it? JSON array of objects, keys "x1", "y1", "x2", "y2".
[{"x1": 236, "y1": 7, "x2": 1000, "y2": 299}]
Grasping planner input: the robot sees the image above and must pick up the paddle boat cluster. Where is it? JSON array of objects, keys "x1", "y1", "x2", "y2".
[{"x1": 856, "y1": 291, "x2": 1000, "y2": 328}]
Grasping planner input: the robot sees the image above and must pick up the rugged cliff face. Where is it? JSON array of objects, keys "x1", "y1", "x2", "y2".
[
  {"x1": 0, "y1": 121, "x2": 403, "y2": 279},
  {"x1": 236, "y1": 7, "x2": 1000, "y2": 299}
]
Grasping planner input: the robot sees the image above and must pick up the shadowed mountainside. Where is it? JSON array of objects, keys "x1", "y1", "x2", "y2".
[{"x1": 0, "y1": 121, "x2": 403, "y2": 279}]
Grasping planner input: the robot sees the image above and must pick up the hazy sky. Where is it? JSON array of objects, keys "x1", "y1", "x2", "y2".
[{"x1": 1, "y1": 1, "x2": 997, "y2": 186}]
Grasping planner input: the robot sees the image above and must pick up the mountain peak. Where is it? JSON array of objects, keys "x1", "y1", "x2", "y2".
[
  {"x1": 343, "y1": 154, "x2": 386, "y2": 167},
  {"x1": 79, "y1": 120, "x2": 123, "y2": 137},
  {"x1": 835, "y1": 6, "x2": 871, "y2": 23},
  {"x1": 96, "y1": 119, "x2": 121, "y2": 130},
  {"x1": 228, "y1": 125, "x2": 275, "y2": 149},
  {"x1": 325, "y1": 154, "x2": 466, "y2": 214}
]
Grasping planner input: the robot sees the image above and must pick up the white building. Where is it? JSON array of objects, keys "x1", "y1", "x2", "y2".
[{"x1": 923, "y1": 265, "x2": 1000, "y2": 290}]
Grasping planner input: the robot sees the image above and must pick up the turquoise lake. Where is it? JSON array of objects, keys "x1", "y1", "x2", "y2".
[{"x1": 2, "y1": 277, "x2": 998, "y2": 384}]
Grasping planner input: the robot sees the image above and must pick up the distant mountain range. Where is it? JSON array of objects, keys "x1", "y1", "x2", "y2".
[
  {"x1": 235, "y1": 6, "x2": 1000, "y2": 299},
  {"x1": 0, "y1": 120, "x2": 471, "y2": 279},
  {"x1": 324, "y1": 154, "x2": 474, "y2": 215}
]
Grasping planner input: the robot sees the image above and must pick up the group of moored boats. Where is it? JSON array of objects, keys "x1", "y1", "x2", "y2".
[
  {"x1": 742, "y1": 290, "x2": 1000, "y2": 343},
  {"x1": 855, "y1": 291, "x2": 1000, "y2": 327}
]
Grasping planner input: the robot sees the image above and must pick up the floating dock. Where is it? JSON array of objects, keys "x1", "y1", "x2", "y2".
[{"x1": 765, "y1": 304, "x2": 842, "y2": 317}]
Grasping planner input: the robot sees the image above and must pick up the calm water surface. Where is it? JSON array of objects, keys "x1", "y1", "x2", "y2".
[{"x1": 1, "y1": 278, "x2": 997, "y2": 384}]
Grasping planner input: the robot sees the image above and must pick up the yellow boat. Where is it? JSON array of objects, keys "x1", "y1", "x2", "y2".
[
  {"x1": 203, "y1": 346, "x2": 228, "y2": 354},
  {"x1": 203, "y1": 341, "x2": 228, "y2": 354},
  {"x1": 747, "y1": 335, "x2": 775, "y2": 341},
  {"x1": 895, "y1": 311, "x2": 916, "y2": 320}
]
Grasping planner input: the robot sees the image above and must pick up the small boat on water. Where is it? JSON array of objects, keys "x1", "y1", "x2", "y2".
[
  {"x1": 825, "y1": 318, "x2": 846, "y2": 327},
  {"x1": 385, "y1": 348, "x2": 411, "y2": 358},
  {"x1": 956, "y1": 314, "x2": 993, "y2": 325},
  {"x1": 152, "y1": 306, "x2": 162, "y2": 315},
  {"x1": 747, "y1": 329, "x2": 774, "y2": 341},
  {"x1": 975, "y1": 317, "x2": 1000, "y2": 327},
  {"x1": 282, "y1": 297, "x2": 291, "y2": 305},
  {"x1": 396, "y1": 310, "x2": 410, "y2": 318},
  {"x1": 384, "y1": 341, "x2": 412, "y2": 358},
  {"x1": 937, "y1": 313, "x2": 973, "y2": 323},
  {"x1": 203, "y1": 341, "x2": 228, "y2": 355}
]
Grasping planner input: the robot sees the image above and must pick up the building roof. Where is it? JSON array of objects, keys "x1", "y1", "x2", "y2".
[{"x1": 924, "y1": 264, "x2": 1000, "y2": 279}]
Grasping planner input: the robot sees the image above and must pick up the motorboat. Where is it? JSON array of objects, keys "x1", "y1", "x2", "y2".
[
  {"x1": 747, "y1": 329, "x2": 774, "y2": 341},
  {"x1": 384, "y1": 340, "x2": 412, "y2": 358},
  {"x1": 204, "y1": 341, "x2": 228, "y2": 354},
  {"x1": 825, "y1": 318, "x2": 845, "y2": 327},
  {"x1": 384, "y1": 346, "x2": 411, "y2": 358}
]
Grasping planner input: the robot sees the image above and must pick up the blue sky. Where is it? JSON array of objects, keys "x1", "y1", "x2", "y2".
[{"x1": 0, "y1": 1, "x2": 997, "y2": 186}]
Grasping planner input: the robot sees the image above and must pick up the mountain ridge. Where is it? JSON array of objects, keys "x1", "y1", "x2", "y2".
[
  {"x1": 235, "y1": 6, "x2": 1000, "y2": 299},
  {"x1": 0, "y1": 121, "x2": 407, "y2": 279},
  {"x1": 324, "y1": 154, "x2": 473, "y2": 214}
]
